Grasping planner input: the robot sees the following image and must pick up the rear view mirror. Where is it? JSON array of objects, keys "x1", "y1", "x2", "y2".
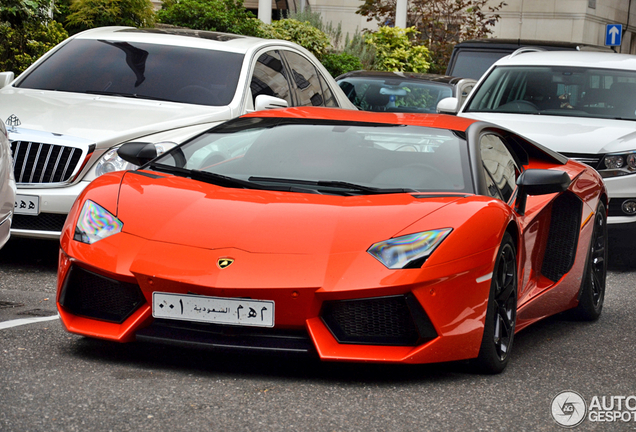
[
  {"x1": 514, "y1": 169, "x2": 571, "y2": 215},
  {"x1": 117, "y1": 142, "x2": 158, "y2": 166},
  {"x1": 0, "y1": 72, "x2": 14, "y2": 88},
  {"x1": 437, "y1": 97, "x2": 459, "y2": 114},
  {"x1": 255, "y1": 95, "x2": 289, "y2": 111}
]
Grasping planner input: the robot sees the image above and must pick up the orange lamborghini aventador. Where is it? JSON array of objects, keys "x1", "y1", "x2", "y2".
[{"x1": 57, "y1": 107, "x2": 608, "y2": 373}]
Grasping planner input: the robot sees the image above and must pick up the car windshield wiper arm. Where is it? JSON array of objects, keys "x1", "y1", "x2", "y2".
[
  {"x1": 249, "y1": 176, "x2": 412, "y2": 195},
  {"x1": 149, "y1": 164, "x2": 257, "y2": 189},
  {"x1": 316, "y1": 180, "x2": 414, "y2": 194}
]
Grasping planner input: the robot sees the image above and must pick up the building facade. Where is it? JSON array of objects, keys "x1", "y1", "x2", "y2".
[{"x1": 304, "y1": 0, "x2": 636, "y2": 54}]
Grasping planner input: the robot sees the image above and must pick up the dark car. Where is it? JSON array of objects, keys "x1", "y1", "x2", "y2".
[
  {"x1": 446, "y1": 38, "x2": 612, "y2": 80},
  {"x1": 336, "y1": 70, "x2": 476, "y2": 115}
]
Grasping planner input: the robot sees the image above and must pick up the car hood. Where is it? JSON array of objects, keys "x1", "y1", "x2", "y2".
[
  {"x1": 461, "y1": 112, "x2": 636, "y2": 154},
  {"x1": 116, "y1": 171, "x2": 463, "y2": 255},
  {"x1": 0, "y1": 88, "x2": 232, "y2": 146}
]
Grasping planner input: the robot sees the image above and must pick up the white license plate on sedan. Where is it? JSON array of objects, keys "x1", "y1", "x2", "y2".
[
  {"x1": 14, "y1": 194, "x2": 40, "y2": 215},
  {"x1": 152, "y1": 292, "x2": 274, "y2": 328}
]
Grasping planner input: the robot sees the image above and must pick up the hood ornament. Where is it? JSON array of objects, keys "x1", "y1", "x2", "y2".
[
  {"x1": 217, "y1": 258, "x2": 234, "y2": 269},
  {"x1": 5, "y1": 114, "x2": 20, "y2": 132}
]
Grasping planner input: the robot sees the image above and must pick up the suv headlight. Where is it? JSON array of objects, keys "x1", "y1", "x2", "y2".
[
  {"x1": 600, "y1": 152, "x2": 636, "y2": 178},
  {"x1": 93, "y1": 142, "x2": 177, "y2": 178}
]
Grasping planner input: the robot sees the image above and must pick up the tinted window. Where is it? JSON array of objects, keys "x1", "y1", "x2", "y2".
[
  {"x1": 448, "y1": 50, "x2": 508, "y2": 80},
  {"x1": 250, "y1": 51, "x2": 293, "y2": 106},
  {"x1": 480, "y1": 134, "x2": 520, "y2": 202},
  {"x1": 317, "y1": 73, "x2": 338, "y2": 107},
  {"x1": 17, "y1": 39, "x2": 243, "y2": 106},
  {"x1": 157, "y1": 120, "x2": 473, "y2": 194},
  {"x1": 282, "y1": 51, "x2": 325, "y2": 107}
]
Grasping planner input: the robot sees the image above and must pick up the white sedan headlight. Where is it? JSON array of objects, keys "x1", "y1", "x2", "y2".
[
  {"x1": 74, "y1": 200, "x2": 123, "y2": 244},
  {"x1": 93, "y1": 142, "x2": 177, "y2": 178},
  {"x1": 367, "y1": 229, "x2": 453, "y2": 269}
]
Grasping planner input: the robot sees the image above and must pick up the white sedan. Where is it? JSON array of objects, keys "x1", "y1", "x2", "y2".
[
  {"x1": 446, "y1": 50, "x2": 636, "y2": 232},
  {"x1": 0, "y1": 26, "x2": 356, "y2": 240},
  {"x1": 0, "y1": 120, "x2": 16, "y2": 249}
]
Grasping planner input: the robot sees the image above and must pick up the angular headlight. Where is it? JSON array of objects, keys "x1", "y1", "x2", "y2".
[
  {"x1": 74, "y1": 200, "x2": 123, "y2": 244},
  {"x1": 367, "y1": 229, "x2": 453, "y2": 269},
  {"x1": 600, "y1": 151, "x2": 636, "y2": 177}
]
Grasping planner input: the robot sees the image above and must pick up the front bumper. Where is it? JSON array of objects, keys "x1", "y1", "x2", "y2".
[{"x1": 57, "y1": 232, "x2": 497, "y2": 364}]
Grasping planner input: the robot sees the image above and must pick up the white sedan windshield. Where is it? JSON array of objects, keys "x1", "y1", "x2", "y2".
[{"x1": 16, "y1": 39, "x2": 244, "y2": 106}]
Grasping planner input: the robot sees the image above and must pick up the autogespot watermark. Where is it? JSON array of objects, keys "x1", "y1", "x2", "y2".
[{"x1": 551, "y1": 391, "x2": 636, "y2": 428}]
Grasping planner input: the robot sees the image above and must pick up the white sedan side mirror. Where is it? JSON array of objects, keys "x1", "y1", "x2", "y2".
[
  {"x1": 437, "y1": 97, "x2": 460, "y2": 114},
  {"x1": 255, "y1": 95, "x2": 289, "y2": 111},
  {"x1": 0, "y1": 72, "x2": 15, "y2": 88}
]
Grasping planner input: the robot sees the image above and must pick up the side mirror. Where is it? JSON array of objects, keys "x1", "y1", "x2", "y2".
[
  {"x1": 117, "y1": 142, "x2": 158, "y2": 166},
  {"x1": 514, "y1": 169, "x2": 571, "y2": 215},
  {"x1": 254, "y1": 95, "x2": 288, "y2": 111},
  {"x1": 0, "y1": 72, "x2": 15, "y2": 88},
  {"x1": 437, "y1": 97, "x2": 459, "y2": 114}
]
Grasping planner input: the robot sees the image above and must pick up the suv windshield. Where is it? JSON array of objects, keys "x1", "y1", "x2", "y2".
[
  {"x1": 465, "y1": 66, "x2": 636, "y2": 120},
  {"x1": 16, "y1": 39, "x2": 244, "y2": 106},
  {"x1": 153, "y1": 118, "x2": 473, "y2": 194}
]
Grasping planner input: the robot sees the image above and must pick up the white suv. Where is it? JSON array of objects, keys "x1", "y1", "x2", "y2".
[
  {"x1": 449, "y1": 50, "x2": 636, "y2": 231},
  {"x1": 0, "y1": 26, "x2": 356, "y2": 239}
]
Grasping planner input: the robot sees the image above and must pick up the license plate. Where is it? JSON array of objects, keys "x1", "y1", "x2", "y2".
[
  {"x1": 14, "y1": 194, "x2": 40, "y2": 215},
  {"x1": 152, "y1": 292, "x2": 274, "y2": 328}
]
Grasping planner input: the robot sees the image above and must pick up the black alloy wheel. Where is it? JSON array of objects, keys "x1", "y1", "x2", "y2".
[
  {"x1": 472, "y1": 232, "x2": 517, "y2": 374},
  {"x1": 573, "y1": 201, "x2": 607, "y2": 321}
]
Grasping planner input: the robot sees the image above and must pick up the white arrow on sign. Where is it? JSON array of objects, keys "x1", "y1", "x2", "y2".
[{"x1": 609, "y1": 26, "x2": 620, "y2": 44}]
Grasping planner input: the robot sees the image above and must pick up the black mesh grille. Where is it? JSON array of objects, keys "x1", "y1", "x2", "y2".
[
  {"x1": 541, "y1": 192, "x2": 582, "y2": 282},
  {"x1": 321, "y1": 295, "x2": 436, "y2": 346},
  {"x1": 561, "y1": 152, "x2": 602, "y2": 169},
  {"x1": 11, "y1": 141, "x2": 83, "y2": 184},
  {"x1": 59, "y1": 265, "x2": 145, "y2": 323},
  {"x1": 12, "y1": 213, "x2": 67, "y2": 232}
]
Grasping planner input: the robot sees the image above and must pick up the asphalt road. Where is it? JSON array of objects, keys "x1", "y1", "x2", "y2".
[{"x1": 1, "y1": 236, "x2": 635, "y2": 432}]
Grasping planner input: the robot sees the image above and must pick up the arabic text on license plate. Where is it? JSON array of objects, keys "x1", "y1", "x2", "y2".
[
  {"x1": 152, "y1": 292, "x2": 274, "y2": 328},
  {"x1": 14, "y1": 194, "x2": 40, "y2": 215}
]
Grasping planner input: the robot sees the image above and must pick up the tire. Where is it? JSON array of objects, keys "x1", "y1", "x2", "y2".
[
  {"x1": 472, "y1": 232, "x2": 517, "y2": 374},
  {"x1": 572, "y1": 201, "x2": 607, "y2": 321}
]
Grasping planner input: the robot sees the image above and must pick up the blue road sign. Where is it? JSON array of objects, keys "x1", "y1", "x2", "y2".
[{"x1": 605, "y1": 24, "x2": 623, "y2": 46}]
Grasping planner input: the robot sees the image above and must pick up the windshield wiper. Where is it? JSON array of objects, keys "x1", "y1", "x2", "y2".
[
  {"x1": 149, "y1": 163, "x2": 256, "y2": 189},
  {"x1": 249, "y1": 176, "x2": 413, "y2": 195},
  {"x1": 317, "y1": 180, "x2": 414, "y2": 194}
]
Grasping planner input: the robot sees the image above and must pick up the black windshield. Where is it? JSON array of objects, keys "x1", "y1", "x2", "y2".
[{"x1": 16, "y1": 39, "x2": 244, "y2": 106}]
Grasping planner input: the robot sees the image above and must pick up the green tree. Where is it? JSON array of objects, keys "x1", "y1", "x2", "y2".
[
  {"x1": 365, "y1": 26, "x2": 429, "y2": 72},
  {"x1": 65, "y1": 0, "x2": 156, "y2": 33},
  {"x1": 156, "y1": 0, "x2": 267, "y2": 37},
  {"x1": 357, "y1": 0, "x2": 506, "y2": 73},
  {"x1": 269, "y1": 19, "x2": 331, "y2": 60},
  {"x1": 0, "y1": 0, "x2": 68, "y2": 73}
]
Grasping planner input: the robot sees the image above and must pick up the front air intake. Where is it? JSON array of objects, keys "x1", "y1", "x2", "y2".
[
  {"x1": 59, "y1": 265, "x2": 145, "y2": 323},
  {"x1": 320, "y1": 294, "x2": 437, "y2": 346}
]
